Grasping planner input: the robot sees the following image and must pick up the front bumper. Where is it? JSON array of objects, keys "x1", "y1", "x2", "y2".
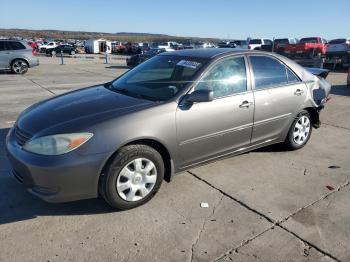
[
  {"x1": 6, "y1": 128, "x2": 109, "y2": 203},
  {"x1": 29, "y1": 57, "x2": 39, "y2": 68}
]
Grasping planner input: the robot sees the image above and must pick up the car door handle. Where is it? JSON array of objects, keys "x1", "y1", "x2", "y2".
[
  {"x1": 294, "y1": 89, "x2": 304, "y2": 95},
  {"x1": 239, "y1": 101, "x2": 253, "y2": 108}
]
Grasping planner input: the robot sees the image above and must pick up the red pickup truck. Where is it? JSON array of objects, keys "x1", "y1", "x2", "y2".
[{"x1": 285, "y1": 37, "x2": 328, "y2": 59}]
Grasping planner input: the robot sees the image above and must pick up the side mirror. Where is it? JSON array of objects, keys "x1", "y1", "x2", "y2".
[{"x1": 186, "y1": 89, "x2": 214, "y2": 103}]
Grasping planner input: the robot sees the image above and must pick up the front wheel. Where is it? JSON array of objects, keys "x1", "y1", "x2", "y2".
[
  {"x1": 284, "y1": 111, "x2": 312, "y2": 150},
  {"x1": 100, "y1": 145, "x2": 164, "y2": 210}
]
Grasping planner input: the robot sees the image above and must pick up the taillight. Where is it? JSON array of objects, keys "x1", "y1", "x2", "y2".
[{"x1": 248, "y1": 45, "x2": 251, "y2": 49}]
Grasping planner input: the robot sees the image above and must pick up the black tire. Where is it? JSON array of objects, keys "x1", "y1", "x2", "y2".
[
  {"x1": 11, "y1": 59, "x2": 28, "y2": 74},
  {"x1": 100, "y1": 144, "x2": 164, "y2": 210},
  {"x1": 284, "y1": 110, "x2": 312, "y2": 150},
  {"x1": 70, "y1": 50, "x2": 75, "y2": 55}
]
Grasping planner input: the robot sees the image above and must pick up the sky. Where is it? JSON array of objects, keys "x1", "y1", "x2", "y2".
[{"x1": 0, "y1": 0, "x2": 349, "y2": 40}]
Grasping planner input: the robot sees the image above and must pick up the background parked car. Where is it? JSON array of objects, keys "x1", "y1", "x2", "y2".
[
  {"x1": 126, "y1": 48, "x2": 166, "y2": 67},
  {"x1": 39, "y1": 41, "x2": 58, "y2": 53},
  {"x1": 232, "y1": 40, "x2": 249, "y2": 49},
  {"x1": 248, "y1": 39, "x2": 273, "y2": 50},
  {"x1": 284, "y1": 37, "x2": 328, "y2": 59},
  {"x1": 273, "y1": 38, "x2": 298, "y2": 54},
  {"x1": 217, "y1": 41, "x2": 231, "y2": 48},
  {"x1": 325, "y1": 38, "x2": 350, "y2": 67},
  {"x1": 0, "y1": 40, "x2": 39, "y2": 74},
  {"x1": 46, "y1": 45, "x2": 77, "y2": 56}
]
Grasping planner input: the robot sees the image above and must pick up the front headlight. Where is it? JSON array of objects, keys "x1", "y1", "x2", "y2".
[{"x1": 23, "y1": 133, "x2": 93, "y2": 155}]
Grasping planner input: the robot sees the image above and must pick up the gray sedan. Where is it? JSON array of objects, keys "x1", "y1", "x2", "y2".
[{"x1": 6, "y1": 49, "x2": 331, "y2": 209}]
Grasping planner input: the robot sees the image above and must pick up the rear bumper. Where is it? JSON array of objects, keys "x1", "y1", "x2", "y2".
[{"x1": 6, "y1": 128, "x2": 109, "y2": 203}]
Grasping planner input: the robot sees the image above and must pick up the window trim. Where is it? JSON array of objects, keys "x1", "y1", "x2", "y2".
[
  {"x1": 247, "y1": 54, "x2": 301, "y2": 92},
  {"x1": 191, "y1": 54, "x2": 251, "y2": 100}
]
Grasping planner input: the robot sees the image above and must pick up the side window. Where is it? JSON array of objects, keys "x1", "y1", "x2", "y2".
[
  {"x1": 0, "y1": 42, "x2": 6, "y2": 51},
  {"x1": 250, "y1": 56, "x2": 287, "y2": 90},
  {"x1": 195, "y1": 56, "x2": 247, "y2": 98},
  {"x1": 8, "y1": 41, "x2": 25, "y2": 50},
  {"x1": 286, "y1": 68, "x2": 300, "y2": 83}
]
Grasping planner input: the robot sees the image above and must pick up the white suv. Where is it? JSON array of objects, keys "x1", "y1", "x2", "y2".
[
  {"x1": 39, "y1": 42, "x2": 58, "y2": 52},
  {"x1": 248, "y1": 39, "x2": 273, "y2": 50}
]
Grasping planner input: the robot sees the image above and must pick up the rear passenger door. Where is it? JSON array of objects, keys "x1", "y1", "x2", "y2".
[{"x1": 248, "y1": 55, "x2": 307, "y2": 144}]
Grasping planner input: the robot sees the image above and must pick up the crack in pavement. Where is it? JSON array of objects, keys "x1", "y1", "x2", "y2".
[
  {"x1": 277, "y1": 181, "x2": 349, "y2": 225},
  {"x1": 22, "y1": 76, "x2": 56, "y2": 96},
  {"x1": 214, "y1": 225, "x2": 276, "y2": 262},
  {"x1": 323, "y1": 123, "x2": 350, "y2": 131},
  {"x1": 190, "y1": 194, "x2": 224, "y2": 262},
  {"x1": 188, "y1": 171, "x2": 349, "y2": 262}
]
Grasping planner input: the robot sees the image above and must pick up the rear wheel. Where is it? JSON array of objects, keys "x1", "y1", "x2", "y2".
[
  {"x1": 284, "y1": 110, "x2": 312, "y2": 150},
  {"x1": 11, "y1": 59, "x2": 28, "y2": 74},
  {"x1": 70, "y1": 50, "x2": 75, "y2": 55},
  {"x1": 100, "y1": 144, "x2": 164, "y2": 210}
]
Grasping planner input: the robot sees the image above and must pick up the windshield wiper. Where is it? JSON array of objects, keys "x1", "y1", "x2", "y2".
[{"x1": 112, "y1": 87, "x2": 156, "y2": 101}]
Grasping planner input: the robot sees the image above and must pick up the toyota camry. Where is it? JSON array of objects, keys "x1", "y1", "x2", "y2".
[{"x1": 6, "y1": 49, "x2": 331, "y2": 209}]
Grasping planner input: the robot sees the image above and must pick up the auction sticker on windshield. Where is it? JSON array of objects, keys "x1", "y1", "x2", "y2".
[{"x1": 177, "y1": 60, "x2": 202, "y2": 69}]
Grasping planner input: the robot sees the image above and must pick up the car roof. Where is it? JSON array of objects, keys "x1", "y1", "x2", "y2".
[{"x1": 159, "y1": 48, "x2": 253, "y2": 59}]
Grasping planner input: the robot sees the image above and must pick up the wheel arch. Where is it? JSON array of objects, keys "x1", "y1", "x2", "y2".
[
  {"x1": 10, "y1": 57, "x2": 29, "y2": 67},
  {"x1": 98, "y1": 138, "x2": 174, "y2": 195},
  {"x1": 303, "y1": 107, "x2": 320, "y2": 128}
]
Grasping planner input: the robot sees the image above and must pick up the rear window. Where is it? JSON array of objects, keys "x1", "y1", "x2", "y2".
[
  {"x1": 328, "y1": 39, "x2": 346, "y2": 44},
  {"x1": 250, "y1": 56, "x2": 287, "y2": 89},
  {"x1": 7, "y1": 41, "x2": 26, "y2": 50},
  {"x1": 286, "y1": 68, "x2": 300, "y2": 83},
  {"x1": 249, "y1": 39, "x2": 262, "y2": 44},
  {"x1": 300, "y1": 38, "x2": 318, "y2": 43}
]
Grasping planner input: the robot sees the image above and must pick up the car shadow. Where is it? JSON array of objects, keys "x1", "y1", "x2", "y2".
[
  {"x1": 252, "y1": 143, "x2": 289, "y2": 153},
  {"x1": 0, "y1": 127, "x2": 115, "y2": 225},
  {"x1": 0, "y1": 70, "x2": 12, "y2": 75},
  {"x1": 331, "y1": 84, "x2": 350, "y2": 97}
]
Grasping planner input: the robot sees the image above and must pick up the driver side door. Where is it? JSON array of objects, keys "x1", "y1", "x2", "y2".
[{"x1": 176, "y1": 55, "x2": 254, "y2": 168}]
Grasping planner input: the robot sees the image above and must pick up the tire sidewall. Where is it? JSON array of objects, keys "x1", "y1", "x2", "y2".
[
  {"x1": 104, "y1": 145, "x2": 164, "y2": 209},
  {"x1": 287, "y1": 111, "x2": 312, "y2": 150}
]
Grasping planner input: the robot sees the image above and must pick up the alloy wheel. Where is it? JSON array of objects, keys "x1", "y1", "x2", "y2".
[{"x1": 12, "y1": 60, "x2": 28, "y2": 74}]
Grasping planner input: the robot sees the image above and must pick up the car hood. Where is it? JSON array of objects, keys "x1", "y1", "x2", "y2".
[{"x1": 17, "y1": 85, "x2": 154, "y2": 135}]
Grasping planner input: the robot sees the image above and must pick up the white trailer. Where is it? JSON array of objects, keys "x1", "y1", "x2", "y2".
[{"x1": 84, "y1": 39, "x2": 112, "y2": 54}]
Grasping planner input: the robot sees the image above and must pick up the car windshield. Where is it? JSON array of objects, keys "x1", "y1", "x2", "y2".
[
  {"x1": 109, "y1": 55, "x2": 206, "y2": 101},
  {"x1": 300, "y1": 38, "x2": 318, "y2": 43},
  {"x1": 249, "y1": 39, "x2": 262, "y2": 44}
]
